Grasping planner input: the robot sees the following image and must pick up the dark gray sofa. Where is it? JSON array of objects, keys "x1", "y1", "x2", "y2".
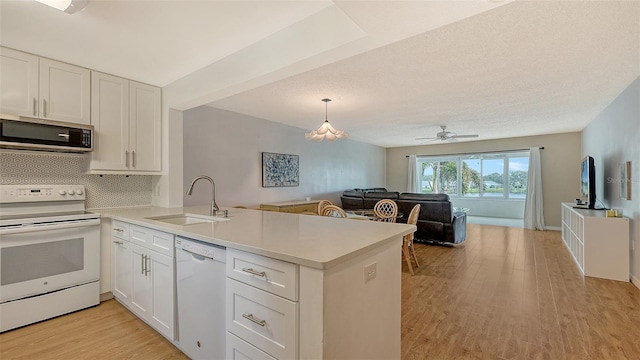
[{"x1": 340, "y1": 189, "x2": 466, "y2": 245}]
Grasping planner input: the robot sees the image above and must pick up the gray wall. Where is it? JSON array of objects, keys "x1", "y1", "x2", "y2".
[
  {"x1": 182, "y1": 106, "x2": 386, "y2": 207},
  {"x1": 386, "y1": 132, "x2": 582, "y2": 228},
  {"x1": 582, "y1": 77, "x2": 639, "y2": 285}
]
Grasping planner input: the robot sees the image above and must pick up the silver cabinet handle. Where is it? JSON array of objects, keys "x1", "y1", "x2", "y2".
[
  {"x1": 113, "y1": 240, "x2": 123, "y2": 245},
  {"x1": 114, "y1": 228, "x2": 124, "y2": 233},
  {"x1": 242, "y1": 313, "x2": 266, "y2": 327},
  {"x1": 242, "y1": 268, "x2": 266, "y2": 277},
  {"x1": 132, "y1": 150, "x2": 136, "y2": 168},
  {"x1": 141, "y1": 254, "x2": 145, "y2": 274},
  {"x1": 145, "y1": 255, "x2": 151, "y2": 275},
  {"x1": 43, "y1": 99, "x2": 47, "y2": 117},
  {"x1": 33, "y1": 98, "x2": 37, "y2": 116},
  {"x1": 125, "y1": 151, "x2": 129, "y2": 167}
]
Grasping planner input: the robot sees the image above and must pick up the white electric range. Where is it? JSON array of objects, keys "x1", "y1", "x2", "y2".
[{"x1": 0, "y1": 184, "x2": 100, "y2": 332}]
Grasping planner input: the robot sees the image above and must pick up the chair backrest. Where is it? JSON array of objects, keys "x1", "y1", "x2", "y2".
[
  {"x1": 407, "y1": 204, "x2": 421, "y2": 226},
  {"x1": 404, "y1": 204, "x2": 421, "y2": 242},
  {"x1": 373, "y1": 199, "x2": 398, "y2": 223},
  {"x1": 321, "y1": 205, "x2": 347, "y2": 218},
  {"x1": 317, "y1": 200, "x2": 333, "y2": 215}
]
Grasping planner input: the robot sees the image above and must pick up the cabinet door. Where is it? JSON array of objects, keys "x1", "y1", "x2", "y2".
[
  {"x1": 39, "y1": 58, "x2": 90, "y2": 125},
  {"x1": 0, "y1": 47, "x2": 39, "y2": 117},
  {"x1": 130, "y1": 243, "x2": 152, "y2": 319},
  {"x1": 112, "y1": 239, "x2": 132, "y2": 305},
  {"x1": 149, "y1": 251, "x2": 175, "y2": 339},
  {"x1": 129, "y1": 81, "x2": 161, "y2": 172},
  {"x1": 90, "y1": 72, "x2": 129, "y2": 171}
]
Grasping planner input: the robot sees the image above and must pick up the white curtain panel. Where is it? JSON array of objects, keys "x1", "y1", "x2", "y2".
[
  {"x1": 407, "y1": 155, "x2": 420, "y2": 193},
  {"x1": 524, "y1": 147, "x2": 545, "y2": 230}
]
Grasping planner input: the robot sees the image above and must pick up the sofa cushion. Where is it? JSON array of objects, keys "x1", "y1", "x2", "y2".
[
  {"x1": 341, "y1": 196, "x2": 364, "y2": 210},
  {"x1": 363, "y1": 191, "x2": 399, "y2": 209},
  {"x1": 343, "y1": 190, "x2": 365, "y2": 198},
  {"x1": 399, "y1": 193, "x2": 450, "y2": 202},
  {"x1": 364, "y1": 191, "x2": 400, "y2": 200}
]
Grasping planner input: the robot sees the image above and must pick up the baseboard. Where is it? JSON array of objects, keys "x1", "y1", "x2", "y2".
[
  {"x1": 545, "y1": 226, "x2": 562, "y2": 231},
  {"x1": 100, "y1": 292, "x2": 114, "y2": 302},
  {"x1": 631, "y1": 274, "x2": 640, "y2": 290}
]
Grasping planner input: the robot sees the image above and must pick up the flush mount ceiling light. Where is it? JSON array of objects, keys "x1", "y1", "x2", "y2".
[
  {"x1": 305, "y1": 98, "x2": 348, "y2": 142},
  {"x1": 34, "y1": 0, "x2": 89, "y2": 14}
]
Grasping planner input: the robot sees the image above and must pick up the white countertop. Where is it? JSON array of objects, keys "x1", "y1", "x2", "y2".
[{"x1": 95, "y1": 206, "x2": 415, "y2": 270}]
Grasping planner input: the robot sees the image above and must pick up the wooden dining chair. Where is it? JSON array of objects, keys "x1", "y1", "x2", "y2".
[
  {"x1": 321, "y1": 205, "x2": 347, "y2": 218},
  {"x1": 373, "y1": 199, "x2": 398, "y2": 223},
  {"x1": 317, "y1": 200, "x2": 333, "y2": 215},
  {"x1": 403, "y1": 204, "x2": 421, "y2": 275}
]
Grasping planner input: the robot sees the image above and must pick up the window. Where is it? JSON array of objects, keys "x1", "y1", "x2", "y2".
[
  {"x1": 417, "y1": 151, "x2": 529, "y2": 199},
  {"x1": 420, "y1": 159, "x2": 457, "y2": 195}
]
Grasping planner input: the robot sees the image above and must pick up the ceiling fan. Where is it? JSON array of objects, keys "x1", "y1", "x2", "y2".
[{"x1": 415, "y1": 126, "x2": 479, "y2": 142}]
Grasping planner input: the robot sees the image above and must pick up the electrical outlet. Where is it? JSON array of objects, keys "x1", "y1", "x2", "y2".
[{"x1": 364, "y1": 262, "x2": 377, "y2": 283}]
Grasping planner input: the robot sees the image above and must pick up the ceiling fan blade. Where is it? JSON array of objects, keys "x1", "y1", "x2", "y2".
[
  {"x1": 415, "y1": 137, "x2": 437, "y2": 140},
  {"x1": 450, "y1": 134, "x2": 479, "y2": 139}
]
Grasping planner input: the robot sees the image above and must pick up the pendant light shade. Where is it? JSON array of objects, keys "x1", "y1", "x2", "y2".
[
  {"x1": 305, "y1": 98, "x2": 348, "y2": 141},
  {"x1": 35, "y1": 0, "x2": 89, "y2": 14}
]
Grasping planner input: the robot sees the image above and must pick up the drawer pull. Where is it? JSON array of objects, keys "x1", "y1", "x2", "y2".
[
  {"x1": 242, "y1": 268, "x2": 266, "y2": 277},
  {"x1": 242, "y1": 313, "x2": 266, "y2": 327},
  {"x1": 114, "y1": 228, "x2": 124, "y2": 233},
  {"x1": 113, "y1": 240, "x2": 124, "y2": 245}
]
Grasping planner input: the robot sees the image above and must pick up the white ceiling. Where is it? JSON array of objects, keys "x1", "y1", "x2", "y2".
[{"x1": 1, "y1": 1, "x2": 638, "y2": 148}]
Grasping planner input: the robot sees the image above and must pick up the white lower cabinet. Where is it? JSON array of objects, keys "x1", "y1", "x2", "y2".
[
  {"x1": 111, "y1": 238, "x2": 132, "y2": 302},
  {"x1": 226, "y1": 249, "x2": 299, "y2": 360},
  {"x1": 111, "y1": 222, "x2": 175, "y2": 340},
  {"x1": 227, "y1": 332, "x2": 277, "y2": 360}
]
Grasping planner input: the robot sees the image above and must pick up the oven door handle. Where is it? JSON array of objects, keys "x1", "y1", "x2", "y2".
[{"x1": 0, "y1": 218, "x2": 100, "y2": 235}]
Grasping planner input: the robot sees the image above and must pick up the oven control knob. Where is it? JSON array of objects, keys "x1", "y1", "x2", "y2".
[
  {"x1": 68, "y1": 190, "x2": 76, "y2": 195},
  {"x1": 58, "y1": 190, "x2": 67, "y2": 195},
  {"x1": 76, "y1": 189, "x2": 84, "y2": 195}
]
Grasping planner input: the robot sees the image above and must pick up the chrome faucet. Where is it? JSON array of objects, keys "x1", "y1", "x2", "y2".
[{"x1": 186, "y1": 175, "x2": 219, "y2": 216}]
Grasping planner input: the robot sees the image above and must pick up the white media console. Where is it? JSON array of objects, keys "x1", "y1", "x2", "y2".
[{"x1": 561, "y1": 203, "x2": 630, "y2": 282}]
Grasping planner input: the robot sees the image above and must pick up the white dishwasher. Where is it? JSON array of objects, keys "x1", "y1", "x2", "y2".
[{"x1": 176, "y1": 236, "x2": 226, "y2": 360}]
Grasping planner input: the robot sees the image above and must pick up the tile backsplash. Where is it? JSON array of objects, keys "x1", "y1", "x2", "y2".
[{"x1": 0, "y1": 151, "x2": 152, "y2": 209}]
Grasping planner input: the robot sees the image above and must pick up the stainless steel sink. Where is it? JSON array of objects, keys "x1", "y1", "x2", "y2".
[{"x1": 146, "y1": 213, "x2": 228, "y2": 226}]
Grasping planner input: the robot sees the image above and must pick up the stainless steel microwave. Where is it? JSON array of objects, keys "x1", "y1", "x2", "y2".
[{"x1": 0, "y1": 115, "x2": 93, "y2": 152}]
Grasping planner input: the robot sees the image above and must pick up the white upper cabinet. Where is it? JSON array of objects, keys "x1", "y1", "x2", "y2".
[
  {"x1": 39, "y1": 58, "x2": 91, "y2": 125},
  {"x1": 129, "y1": 81, "x2": 161, "y2": 172},
  {"x1": 89, "y1": 71, "x2": 161, "y2": 174},
  {"x1": 0, "y1": 47, "x2": 39, "y2": 117},
  {"x1": 0, "y1": 47, "x2": 90, "y2": 125},
  {"x1": 90, "y1": 72, "x2": 130, "y2": 171}
]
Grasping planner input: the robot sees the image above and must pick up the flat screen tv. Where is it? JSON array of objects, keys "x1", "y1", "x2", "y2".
[{"x1": 580, "y1": 155, "x2": 596, "y2": 209}]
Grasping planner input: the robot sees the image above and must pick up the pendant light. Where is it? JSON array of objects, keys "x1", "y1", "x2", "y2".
[
  {"x1": 34, "y1": 0, "x2": 89, "y2": 14},
  {"x1": 305, "y1": 98, "x2": 348, "y2": 141}
]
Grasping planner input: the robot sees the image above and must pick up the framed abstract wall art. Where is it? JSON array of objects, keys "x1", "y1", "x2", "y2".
[{"x1": 262, "y1": 152, "x2": 299, "y2": 187}]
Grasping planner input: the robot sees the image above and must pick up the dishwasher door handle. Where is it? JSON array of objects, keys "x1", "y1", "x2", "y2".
[{"x1": 178, "y1": 247, "x2": 212, "y2": 261}]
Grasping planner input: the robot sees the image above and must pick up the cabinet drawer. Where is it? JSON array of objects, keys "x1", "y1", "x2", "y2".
[
  {"x1": 226, "y1": 279, "x2": 297, "y2": 360},
  {"x1": 112, "y1": 220, "x2": 130, "y2": 240},
  {"x1": 227, "y1": 332, "x2": 277, "y2": 360},
  {"x1": 226, "y1": 248, "x2": 298, "y2": 301},
  {"x1": 130, "y1": 224, "x2": 174, "y2": 257},
  {"x1": 130, "y1": 225, "x2": 174, "y2": 257}
]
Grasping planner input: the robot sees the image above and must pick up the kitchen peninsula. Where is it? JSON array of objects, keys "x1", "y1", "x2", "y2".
[{"x1": 96, "y1": 206, "x2": 415, "y2": 359}]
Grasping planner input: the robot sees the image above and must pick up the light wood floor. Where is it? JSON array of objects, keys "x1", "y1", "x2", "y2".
[{"x1": 1, "y1": 224, "x2": 639, "y2": 359}]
